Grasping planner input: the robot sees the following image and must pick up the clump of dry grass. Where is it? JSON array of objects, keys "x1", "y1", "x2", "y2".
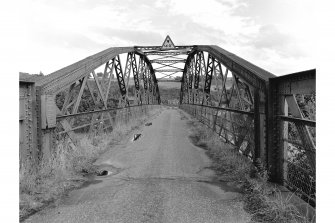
[
  {"x1": 184, "y1": 112, "x2": 314, "y2": 223},
  {"x1": 19, "y1": 107, "x2": 162, "y2": 221},
  {"x1": 243, "y1": 177, "x2": 315, "y2": 223},
  {"x1": 188, "y1": 120, "x2": 252, "y2": 182}
]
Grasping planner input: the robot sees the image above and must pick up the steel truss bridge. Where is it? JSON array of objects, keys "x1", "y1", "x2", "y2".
[{"x1": 19, "y1": 36, "x2": 316, "y2": 206}]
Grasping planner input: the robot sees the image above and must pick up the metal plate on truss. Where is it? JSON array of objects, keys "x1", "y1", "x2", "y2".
[{"x1": 41, "y1": 94, "x2": 56, "y2": 129}]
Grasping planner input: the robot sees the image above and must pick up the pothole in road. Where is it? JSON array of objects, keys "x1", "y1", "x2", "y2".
[
  {"x1": 94, "y1": 164, "x2": 123, "y2": 178},
  {"x1": 96, "y1": 170, "x2": 109, "y2": 176},
  {"x1": 145, "y1": 122, "x2": 152, "y2": 126}
]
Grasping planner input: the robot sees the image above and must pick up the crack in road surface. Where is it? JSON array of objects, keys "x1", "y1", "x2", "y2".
[{"x1": 24, "y1": 108, "x2": 251, "y2": 223}]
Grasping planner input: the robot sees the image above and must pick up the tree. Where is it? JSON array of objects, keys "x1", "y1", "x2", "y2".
[{"x1": 174, "y1": 76, "x2": 182, "y2": 81}]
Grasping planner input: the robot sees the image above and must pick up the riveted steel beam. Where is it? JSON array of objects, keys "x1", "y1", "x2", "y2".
[
  {"x1": 193, "y1": 46, "x2": 275, "y2": 92},
  {"x1": 135, "y1": 45, "x2": 194, "y2": 50},
  {"x1": 124, "y1": 53, "x2": 133, "y2": 97},
  {"x1": 188, "y1": 57, "x2": 194, "y2": 89},
  {"x1": 114, "y1": 55, "x2": 127, "y2": 96},
  {"x1": 204, "y1": 54, "x2": 214, "y2": 94},
  {"x1": 154, "y1": 69, "x2": 183, "y2": 72},
  {"x1": 194, "y1": 51, "x2": 203, "y2": 89},
  {"x1": 145, "y1": 52, "x2": 189, "y2": 56},
  {"x1": 150, "y1": 60, "x2": 186, "y2": 63}
]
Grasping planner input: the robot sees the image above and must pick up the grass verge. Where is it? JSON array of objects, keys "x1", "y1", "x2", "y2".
[
  {"x1": 19, "y1": 107, "x2": 162, "y2": 221},
  {"x1": 183, "y1": 110, "x2": 315, "y2": 223}
]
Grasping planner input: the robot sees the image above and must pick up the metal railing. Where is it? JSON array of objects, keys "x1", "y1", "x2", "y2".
[{"x1": 180, "y1": 104, "x2": 256, "y2": 161}]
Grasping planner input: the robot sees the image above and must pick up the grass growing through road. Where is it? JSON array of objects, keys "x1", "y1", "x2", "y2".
[
  {"x1": 19, "y1": 107, "x2": 162, "y2": 221},
  {"x1": 183, "y1": 111, "x2": 315, "y2": 223}
]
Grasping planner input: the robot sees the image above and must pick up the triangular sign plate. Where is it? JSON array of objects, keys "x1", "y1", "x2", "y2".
[{"x1": 161, "y1": 35, "x2": 175, "y2": 49}]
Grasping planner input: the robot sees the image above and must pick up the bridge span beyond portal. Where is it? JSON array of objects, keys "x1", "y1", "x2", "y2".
[{"x1": 19, "y1": 36, "x2": 316, "y2": 213}]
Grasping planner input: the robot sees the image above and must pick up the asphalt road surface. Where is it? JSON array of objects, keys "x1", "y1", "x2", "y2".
[{"x1": 25, "y1": 107, "x2": 251, "y2": 223}]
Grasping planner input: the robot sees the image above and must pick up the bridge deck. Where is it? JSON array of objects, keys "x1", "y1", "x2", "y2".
[{"x1": 24, "y1": 108, "x2": 251, "y2": 223}]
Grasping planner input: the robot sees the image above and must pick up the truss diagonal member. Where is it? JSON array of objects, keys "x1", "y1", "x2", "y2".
[
  {"x1": 86, "y1": 80, "x2": 98, "y2": 108},
  {"x1": 92, "y1": 70, "x2": 115, "y2": 126},
  {"x1": 114, "y1": 55, "x2": 127, "y2": 98},
  {"x1": 131, "y1": 53, "x2": 141, "y2": 105},
  {"x1": 155, "y1": 62, "x2": 180, "y2": 70},
  {"x1": 103, "y1": 58, "x2": 115, "y2": 105},
  {"x1": 216, "y1": 64, "x2": 228, "y2": 106},
  {"x1": 124, "y1": 52, "x2": 133, "y2": 99},
  {"x1": 148, "y1": 67, "x2": 153, "y2": 93},
  {"x1": 142, "y1": 62, "x2": 148, "y2": 91},
  {"x1": 100, "y1": 61, "x2": 112, "y2": 94},
  {"x1": 286, "y1": 95, "x2": 315, "y2": 172},
  {"x1": 199, "y1": 51, "x2": 206, "y2": 91},
  {"x1": 62, "y1": 82, "x2": 84, "y2": 115},
  {"x1": 213, "y1": 60, "x2": 220, "y2": 94},
  {"x1": 202, "y1": 54, "x2": 214, "y2": 105},
  {"x1": 188, "y1": 56, "x2": 195, "y2": 90},
  {"x1": 137, "y1": 56, "x2": 145, "y2": 104},
  {"x1": 131, "y1": 53, "x2": 139, "y2": 91},
  {"x1": 204, "y1": 54, "x2": 215, "y2": 94},
  {"x1": 232, "y1": 73, "x2": 244, "y2": 110},
  {"x1": 158, "y1": 72, "x2": 180, "y2": 79},
  {"x1": 244, "y1": 84, "x2": 254, "y2": 105},
  {"x1": 235, "y1": 116, "x2": 253, "y2": 150},
  {"x1": 221, "y1": 67, "x2": 229, "y2": 104},
  {"x1": 55, "y1": 106, "x2": 77, "y2": 149},
  {"x1": 183, "y1": 66, "x2": 189, "y2": 103},
  {"x1": 92, "y1": 70, "x2": 108, "y2": 107},
  {"x1": 142, "y1": 62, "x2": 148, "y2": 104},
  {"x1": 61, "y1": 83, "x2": 76, "y2": 114},
  {"x1": 71, "y1": 76, "x2": 88, "y2": 114},
  {"x1": 194, "y1": 51, "x2": 202, "y2": 89}
]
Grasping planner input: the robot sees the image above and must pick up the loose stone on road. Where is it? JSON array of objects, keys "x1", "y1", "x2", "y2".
[{"x1": 24, "y1": 107, "x2": 251, "y2": 223}]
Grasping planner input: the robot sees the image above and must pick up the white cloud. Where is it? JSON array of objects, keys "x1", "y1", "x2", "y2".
[{"x1": 2, "y1": 0, "x2": 316, "y2": 75}]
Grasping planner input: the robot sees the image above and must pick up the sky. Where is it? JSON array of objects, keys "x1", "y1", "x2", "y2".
[{"x1": 2, "y1": 0, "x2": 318, "y2": 77}]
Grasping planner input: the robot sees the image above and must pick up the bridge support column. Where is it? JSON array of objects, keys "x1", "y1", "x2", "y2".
[
  {"x1": 254, "y1": 89, "x2": 267, "y2": 167},
  {"x1": 267, "y1": 80, "x2": 286, "y2": 184}
]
